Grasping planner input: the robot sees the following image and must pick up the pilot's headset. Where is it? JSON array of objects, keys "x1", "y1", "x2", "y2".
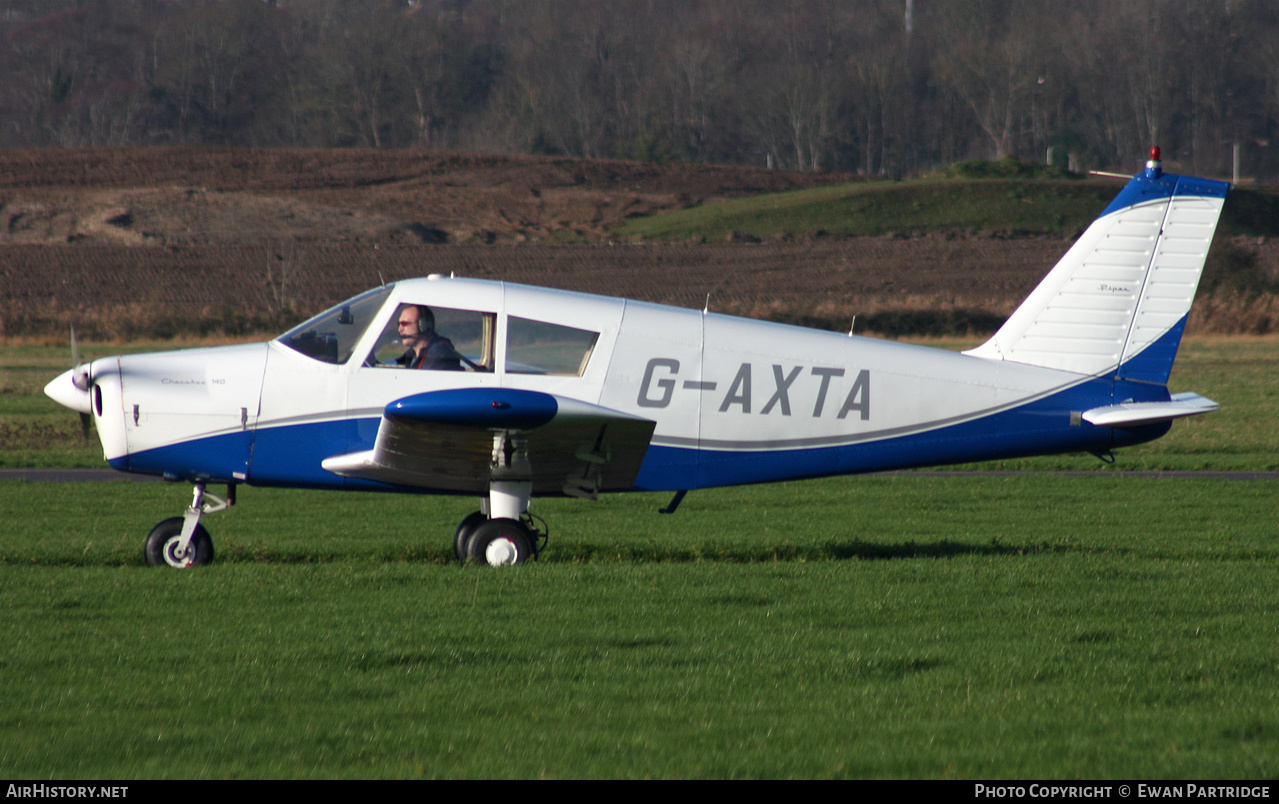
[{"x1": 414, "y1": 305, "x2": 435, "y2": 336}]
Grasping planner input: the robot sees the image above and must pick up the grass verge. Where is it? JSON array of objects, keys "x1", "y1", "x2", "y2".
[{"x1": 0, "y1": 474, "x2": 1276, "y2": 778}]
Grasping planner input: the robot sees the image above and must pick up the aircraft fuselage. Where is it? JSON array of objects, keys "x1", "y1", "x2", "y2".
[{"x1": 74, "y1": 277, "x2": 1168, "y2": 493}]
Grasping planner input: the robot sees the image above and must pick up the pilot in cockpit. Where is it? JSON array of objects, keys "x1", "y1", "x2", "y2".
[{"x1": 395, "y1": 305, "x2": 464, "y2": 371}]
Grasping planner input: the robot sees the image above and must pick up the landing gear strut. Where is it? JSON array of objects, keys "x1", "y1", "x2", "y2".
[
  {"x1": 454, "y1": 479, "x2": 546, "y2": 566},
  {"x1": 144, "y1": 482, "x2": 234, "y2": 568}
]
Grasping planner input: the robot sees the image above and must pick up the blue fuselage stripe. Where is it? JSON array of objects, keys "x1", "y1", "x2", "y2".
[
  {"x1": 637, "y1": 375, "x2": 1169, "y2": 489},
  {"x1": 116, "y1": 374, "x2": 1171, "y2": 493}
]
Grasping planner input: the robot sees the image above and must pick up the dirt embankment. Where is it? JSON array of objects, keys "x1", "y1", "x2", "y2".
[
  {"x1": 0, "y1": 147, "x2": 858, "y2": 245},
  {"x1": 1, "y1": 148, "x2": 1274, "y2": 339}
]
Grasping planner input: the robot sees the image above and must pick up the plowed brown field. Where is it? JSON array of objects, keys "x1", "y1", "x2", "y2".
[{"x1": 2, "y1": 148, "x2": 1274, "y2": 339}]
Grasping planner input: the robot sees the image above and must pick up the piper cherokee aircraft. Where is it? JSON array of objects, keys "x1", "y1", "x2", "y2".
[{"x1": 45, "y1": 148, "x2": 1227, "y2": 568}]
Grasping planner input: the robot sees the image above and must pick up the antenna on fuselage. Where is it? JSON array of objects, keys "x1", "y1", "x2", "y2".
[
  {"x1": 703, "y1": 267, "x2": 742, "y2": 314},
  {"x1": 848, "y1": 312, "x2": 859, "y2": 337},
  {"x1": 377, "y1": 271, "x2": 386, "y2": 287}
]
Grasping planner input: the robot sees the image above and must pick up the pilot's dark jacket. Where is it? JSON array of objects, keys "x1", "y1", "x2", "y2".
[{"x1": 397, "y1": 336, "x2": 463, "y2": 371}]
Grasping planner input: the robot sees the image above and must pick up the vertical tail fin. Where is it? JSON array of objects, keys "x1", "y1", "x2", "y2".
[{"x1": 964, "y1": 153, "x2": 1229, "y2": 383}]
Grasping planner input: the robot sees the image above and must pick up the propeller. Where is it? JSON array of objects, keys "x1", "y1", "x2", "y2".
[
  {"x1": 71, "y1": 326, "x2": 90, "y2": 387},
  {"x1": 69, "y1": 326, "x2": 92, "y2": 440},
  {"x1": 43, "y1": 326, "x2": 96, "y2": 439}
]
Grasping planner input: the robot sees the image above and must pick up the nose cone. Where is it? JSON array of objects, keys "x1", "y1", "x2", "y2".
[{"x1": 45, "y1": 368, "x2": 93, "y2": 414}]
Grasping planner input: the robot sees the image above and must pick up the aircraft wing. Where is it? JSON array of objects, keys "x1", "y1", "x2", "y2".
[
  {"x1": 321, "y1": 388, "x2": 657, "y2": 497},
  {"x1": 1082, "y1": 392, "x2": 1219, "y2": 427}
]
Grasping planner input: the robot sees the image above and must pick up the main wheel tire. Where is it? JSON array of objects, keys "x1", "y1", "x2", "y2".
[
  {"x1": 465, "y1": 519, "x2": 533, "y2": 566},
  {"x1": 144, "y1": 516, "x2": 214, "y2": 568},
  {"x1": 453, "y1": 511, "x2": 487, "y2": 562}
]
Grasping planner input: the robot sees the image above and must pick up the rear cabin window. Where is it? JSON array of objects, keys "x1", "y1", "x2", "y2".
[{"x1": 506, "y1": 317, "x2": 599, "y2": 376}]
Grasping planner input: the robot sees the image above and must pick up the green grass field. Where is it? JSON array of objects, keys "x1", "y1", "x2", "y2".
[
  {"x1": 615, "y1": 176, "x2": 1279, "y2": 242},
  {"x1": 617, "y1": 179, "x2": 1117, "y2": 241},
  {"x1": 2, "y1": 336, "x2": 1277, "y2": 778},
  {"x1": 1, "y1": 475, "x2": 1276, "y2": 778}
]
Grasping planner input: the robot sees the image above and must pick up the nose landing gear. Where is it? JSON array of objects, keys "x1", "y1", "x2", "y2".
[{"x1": 143, "y1": 482, "x2": 234, "y2": 568}]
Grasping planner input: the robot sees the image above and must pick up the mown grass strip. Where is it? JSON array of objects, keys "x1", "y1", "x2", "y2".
[{"x1": 1, "y1": 474, "x2": 1276, "y2": 778}]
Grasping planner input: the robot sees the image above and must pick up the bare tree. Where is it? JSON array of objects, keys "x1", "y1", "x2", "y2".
[{"x1": 934, "y1": 0, "x2": 1042, "y2": 159}]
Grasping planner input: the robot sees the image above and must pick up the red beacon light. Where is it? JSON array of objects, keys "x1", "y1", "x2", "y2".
[{"x1": 1145, "y1": 145, "x2": 1163, "y2": 178}]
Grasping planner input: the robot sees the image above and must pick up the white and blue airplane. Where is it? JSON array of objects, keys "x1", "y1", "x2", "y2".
[{"x1": 45, "y1": 149, "x2": 1228, "y2": 567}]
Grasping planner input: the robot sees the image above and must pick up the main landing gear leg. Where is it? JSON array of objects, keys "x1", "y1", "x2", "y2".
[
  {"x1": 456, "y1": 480, "x2": 545, "y2": 566},
  {"x1": 143, "y1": 482, "x2": 234, "y2": 568}
]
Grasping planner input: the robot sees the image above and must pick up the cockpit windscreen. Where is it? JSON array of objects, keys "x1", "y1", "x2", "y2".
[{"x1": 277, "y1": 285, "x2": 394, "y2": 364}]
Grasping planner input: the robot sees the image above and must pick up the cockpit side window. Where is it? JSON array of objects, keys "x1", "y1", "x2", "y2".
[
  {"x1": 278, "y1": 286, "x2": 394, "y2": 365},
  {"x1": 506, "y1": 317, "x2": 599, "y2": 376},
  {"x1": 366, "y1": 304, "x2": 496, "y2": 372}
]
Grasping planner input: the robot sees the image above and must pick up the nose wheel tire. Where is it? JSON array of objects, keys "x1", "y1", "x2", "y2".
[
  {"x1": 465, "y1": 519, "x2": 533, "y2": 566},
  {"x1": 144, "y1": 517, "x2": 214, "y2": 568}
]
